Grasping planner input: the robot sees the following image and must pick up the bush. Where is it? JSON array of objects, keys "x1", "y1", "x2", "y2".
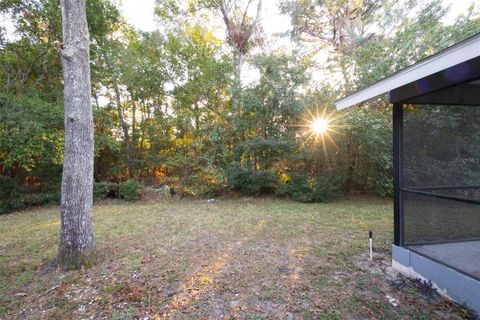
[
  {"x1": 277, "y1": 173, "x2": 342, "y2": 203},
  {"x1": 0, "y1": 176, "x2": 24, "y2": 214},
  {"x1": 226, "y1": 165, "x2": 278, "y2": 195},
  {"x1": 310, "y1": 175, "x2": 342, "y2": 202},
  {"x1": 276, "y1": 173, "x2": 313, "y2": 202},
  {"x1": 181, "y1": 182, "x2": 222, "y2": 198},
  {"x1": 119, "y1": 180, "x2": 141, "y2": 201},
  {"x1": 1, "y1": 178, "x2": 141, "y2": 213},
  {"x1": 177, "y1": 172, "x2": 226, "y2": 197},
  {"x1": 24, "y1": 192, "x2": 60, "y2": 207},
  {"x1": 93, "y1": 181, "x2": 118, "y2": 200}
]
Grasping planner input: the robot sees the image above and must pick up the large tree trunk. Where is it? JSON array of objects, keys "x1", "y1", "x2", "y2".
[{"x1": 58, "y1": 0, "x2": 96, "y2": 270}]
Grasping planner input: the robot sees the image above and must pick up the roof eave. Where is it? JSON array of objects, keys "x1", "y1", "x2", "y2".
[{"x1": 335, "y1": 33, "x2": 480, "y2": 110}]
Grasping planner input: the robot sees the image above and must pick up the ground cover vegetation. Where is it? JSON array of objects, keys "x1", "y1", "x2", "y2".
[
  {"x1": 1, "y1": 0, "x2": 480, "y2": 212},
  {"x1": 1, "y1": 197, "x2": 476, "y2": 319}
]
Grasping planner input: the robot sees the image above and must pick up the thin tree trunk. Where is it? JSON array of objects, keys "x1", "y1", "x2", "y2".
[
  {"x1": 232, "y1": 50, "x2": 243, "y2": 109},
  {"x1": 58, "y1": 0, "x2": 96, "y2": 270},
  {"x1": 112, "y1": 78, "x2": 130, "y2": 147},
  {"x1": 103, "y1": 53, "x2": 132, "y2": 175},
  {"x1": 132, "y1": 100, "x2": 137, "y2": 145},
  {"x1": 194, "y1": 101, "x2": 200, "y2": 132}
]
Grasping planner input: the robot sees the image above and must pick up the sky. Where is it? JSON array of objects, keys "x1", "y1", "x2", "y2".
[
  {"x1": 1, "y1": 0, "x2": 476, "y2": 86},
  {"x1": 119, "y1": 0, "x2": 476, "y2": 34},
  {"x1": 2, "y1": 0, "x2": 475, "y2": 46},
  {"x1": 118, "y1": 0, "x2": 291, "y2": 50},
  {"x1": 117, "y1": 0, "x2": 476, "y2": 85},
  {"x1": 118, "y1": 0, "x2": 289, "y2": 33}
]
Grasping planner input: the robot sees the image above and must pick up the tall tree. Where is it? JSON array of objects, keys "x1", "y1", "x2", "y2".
[
  {"x1": 352, "y1": 1, "x2": 480, "y2": 89},
  {"x1": 157, "y1": 0, "x2": 263, "y2": 84},
  {"x1": 211, "y1": 0, "x2": 263, "y2": 82},
  {"x1": 282, "y1": 0, "x2": 410, "y2": 89},
  {"x1": 58, "y1": 0, "x2": 95, "y2": 270}
]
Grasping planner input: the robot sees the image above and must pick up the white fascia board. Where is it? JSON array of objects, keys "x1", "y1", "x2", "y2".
[{"x1": 335, "y1": 33, "x2": 480, "y2": 110}]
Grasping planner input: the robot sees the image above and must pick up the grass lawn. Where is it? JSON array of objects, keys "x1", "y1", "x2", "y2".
[{"x1": 0, "y1": 197, "x2": 469, "y2": 319}]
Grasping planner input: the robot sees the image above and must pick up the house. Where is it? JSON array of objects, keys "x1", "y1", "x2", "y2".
[{"x1": 336, "y1": 33, "x2": 480, "y2": 313}]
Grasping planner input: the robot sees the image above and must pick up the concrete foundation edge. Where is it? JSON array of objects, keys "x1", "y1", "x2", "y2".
[{"x1": 392, "y1": 245, "x2": 480, "y2": 314}]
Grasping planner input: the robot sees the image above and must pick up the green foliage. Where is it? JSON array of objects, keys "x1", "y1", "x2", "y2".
[
  {"x1": 118, "y1": 180, "x2": 141, "y2": 201},
  {"x1": 1, "y1": 0, "x2": 479, "y2": 212},
  {"x1": 93, "y1": 181, "x2": 118, "y2": 200},
  {"x1": 0, "y1": 0, "x2": 122, "y2": 100},
  {"x1": 277, "y1": 173, "x2": 342, "y2": 203},
  {"x1": 179, "y1": 172, "x2": 225, "y2": 197},
  {"x1": 276, "y1": 173, "x2": 312, "y2": 202},
  {"x1": 23, "y1": 192, "x2": 60, "y2": 207},
  {"x1": 340, "y1": 108, "x2": 393, "y2": 197},
  {"x1": 0, "y1": 176, "x2": 24, "y2": 214},
  {"x1": 0, "y1": 94, "x2": 63, "y2": 172},
  {"x1": 311, "y1": 175, "x2": 343, "y2": 203},
  {"x1": 0, "y1": 94, "x2": 63, "y2": 211},
  {"x1": 93, "y1": 106, "x2": 125, "y2": 181},
  {"x1": 235, "y1": 52, "x2": 307, "y2": 169},
  {"x1": 352, "y1": 1, "x2": 480, "y2": 89},
  {"x1": 0, "y1": 175, "x2": 61, "y2": 213},
  {"x1": 226, "y1": 164, "x2": 278, "y2": 196}
]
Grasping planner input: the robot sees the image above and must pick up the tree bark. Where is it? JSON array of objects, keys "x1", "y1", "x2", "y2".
[{"x1": 58, "y1": 0, "x2": 96, "y2": 270}]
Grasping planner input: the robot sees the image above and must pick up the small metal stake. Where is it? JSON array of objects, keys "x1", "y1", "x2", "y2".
[{"x1": 369, "y1": 231, "x2": 373, "y2": 260}]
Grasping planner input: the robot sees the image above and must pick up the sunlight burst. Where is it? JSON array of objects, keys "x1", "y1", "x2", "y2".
[
  {"x1": 311, "y1": 117, "x2": 329, "y2": 135},
  {"x1": 292, "y1": 106, "x2": 343, "y2": 156}
]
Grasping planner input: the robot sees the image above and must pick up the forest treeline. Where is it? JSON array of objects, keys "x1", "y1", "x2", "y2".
[{"x1": 1, "y1": 0, "x2": 479, "y2": 212}]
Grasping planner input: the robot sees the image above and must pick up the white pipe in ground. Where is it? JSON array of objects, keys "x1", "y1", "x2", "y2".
[{"x1": 369, "y1": 231, "x2": 373, "y2": 260}]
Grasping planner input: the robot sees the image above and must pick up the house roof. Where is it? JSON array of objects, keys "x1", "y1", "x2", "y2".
[{"x1": 335, "y1": 33, "x2": 480, "y2": 110}]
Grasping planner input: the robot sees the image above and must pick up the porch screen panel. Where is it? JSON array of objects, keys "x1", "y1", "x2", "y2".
[{"x1": 402, "y1": 104, "x2": 480, "y2": 245}]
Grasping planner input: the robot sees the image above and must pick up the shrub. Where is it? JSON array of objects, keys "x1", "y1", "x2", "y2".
[
  {"x1": 0, "y1": 176, "x2": 24, "y2": 214},
  {"x1": 310, "y1": 175, "x2": 342, "y2": 202},
  {"x1": 177, "y1": 172, "x2": 225, "y2": 197},
  {"x1": 276, "y1": 173, "x2": 312, "y2": 202},
  {"x1": 277, "y1": 173, "x2": 342, "y2": 203},
  {"x1": 93, "y1": 181, "x2": 118, "y2": 200},
  {"x1": 119, "y1": 180, "x2": 141, "y2": 201},
  {"x1": 24, "y1": 192, "x2": 61, "y2": 207},
  {"x1": 226, "y1": 164, "x2": 278, "y2": 195}
]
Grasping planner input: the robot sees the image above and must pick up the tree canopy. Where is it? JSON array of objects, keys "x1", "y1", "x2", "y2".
[{"x1": 1, "y1": 0, "x2": 479, "y2": 212}]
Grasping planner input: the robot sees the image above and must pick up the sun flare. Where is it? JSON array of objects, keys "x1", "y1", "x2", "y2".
[
  {"x1": 311, "y1": 117, "x2": 329, "y2": 135},
  {"x1": 292, "y1": 106, "x2": 343, "y2": 155}
]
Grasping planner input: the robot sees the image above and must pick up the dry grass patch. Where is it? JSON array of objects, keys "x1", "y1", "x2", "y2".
[{"x1": 0, "y1": 197, "x2": 471, "y2": 319}]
